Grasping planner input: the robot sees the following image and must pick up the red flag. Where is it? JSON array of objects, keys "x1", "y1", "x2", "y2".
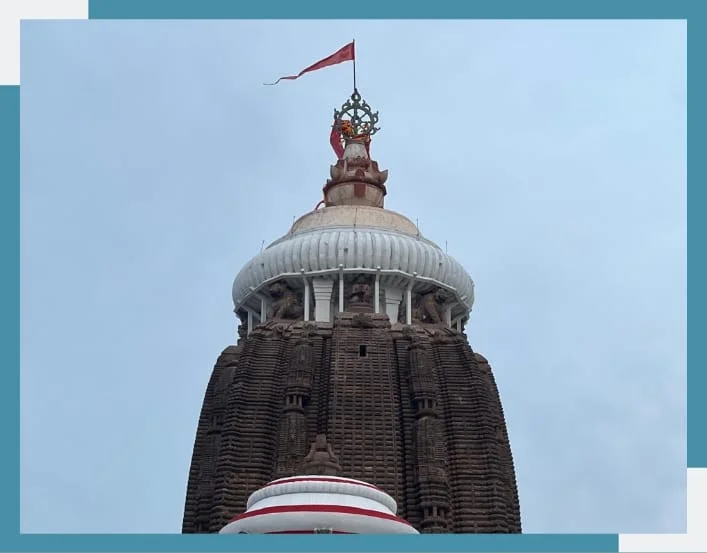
[
  {"x1": 330, "y1": 119, "x2": 345, "y2": 159},
  {"x1": 265, "y1": 42, "x2": 355, "y2": 85}
]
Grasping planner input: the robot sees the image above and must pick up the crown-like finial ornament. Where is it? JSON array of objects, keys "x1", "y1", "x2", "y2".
[
  {"x1": 334, "y1": 89, "x2": 380, "y2": 140},
  {"x1": 329, "y1": 89, "x2": 381, "y2": 161}
]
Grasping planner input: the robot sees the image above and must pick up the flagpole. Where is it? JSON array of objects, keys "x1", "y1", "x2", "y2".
[{"x1": 352, "y1": 38, "x2": 357, "y2": 91}]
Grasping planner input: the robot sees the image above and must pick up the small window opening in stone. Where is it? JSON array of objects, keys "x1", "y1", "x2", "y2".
[{"x1": 359, "y1": 344, "x2": 367, "y2": 357}]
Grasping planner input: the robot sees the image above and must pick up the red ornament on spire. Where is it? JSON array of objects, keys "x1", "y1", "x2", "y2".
[{"x1": 330, "y1": 118, "x2": 345, "y2": 159}]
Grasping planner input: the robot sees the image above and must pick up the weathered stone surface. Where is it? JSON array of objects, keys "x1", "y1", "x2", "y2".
[
  {"x1": 182, "y1": 318, "x2": 521, "y2": 534},
  {"x1": 268, "y1": 280, "x2": 304, "y2": 321}
]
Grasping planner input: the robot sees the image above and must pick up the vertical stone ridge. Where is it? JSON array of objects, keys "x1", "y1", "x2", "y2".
[
  {"x1": 273, "y1": 325, "x2": 316, "y2": 478},
  {"x1": 313, "y1": 332, "x2": 332, "y2": 436},
  {"x1": 406, "y1": 328, "x2": 451, "y2": 533},
  {"x1": 393, "y1": 331, "x2": 421, "y2": 528},
  {"x1": 469, "y1": 350, "x2": 522, "y2": 532},
  {"x1": 209, "y1": 326, "x2": 289, "y2": 531},
  {"x1": 182, "y1": 345, "x2": 240, "y2": 533},
  {"x1": 433, "y1": 332, "x2": 521, "y2": 533}
]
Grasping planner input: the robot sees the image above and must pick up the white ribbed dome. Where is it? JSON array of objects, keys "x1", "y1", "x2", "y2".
[
  {"x1": 232, "y1": 206, "x2": 475, "y2": 317},
  {"x1": 220, "y1": 475, "x2": 419, "y2": 534}
]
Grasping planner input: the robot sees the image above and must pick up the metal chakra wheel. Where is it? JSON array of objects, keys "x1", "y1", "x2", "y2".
[{"x1": 334, "y1": 89, "x2": 380, "y2": 137}]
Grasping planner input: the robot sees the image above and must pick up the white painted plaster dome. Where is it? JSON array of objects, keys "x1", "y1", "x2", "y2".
[
  {"x1": 232, "y1": 205, "x2": 475, "y2": 321},
  {"x1": 219, "y1": 475, "x2": 419, "y2": 534}
]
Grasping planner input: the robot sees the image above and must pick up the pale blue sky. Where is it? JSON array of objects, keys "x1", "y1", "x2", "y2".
[{"x1": 20, "y1": 20, "x2": 686, "y2": 534}]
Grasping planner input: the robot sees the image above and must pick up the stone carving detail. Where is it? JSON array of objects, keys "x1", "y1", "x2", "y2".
[
  {"x1": 286, "y1": 331, "x2": 315, "y2": 395},
  {"x1": 327, "y1": 156, "x2": 389, "y2": 188},
  {"x1": 273, "y1": 327, "x2": 316, "y2": 478},
  {"x1": 183, "y1": 298, "x2": 522, "y2": 535},
  {"x1": 348, "y1": 275, "x2": 373, "y2": 312},
  {"x1": 351, "y1": 312, "x2": 375, "y2": 328},
  {"x1": 301, "y1": 321, "x2": 317, "y2": 338},
  {"x1": 268, "y1": 280, "x2": 304, "y2": 320},
  {"x1": 401, "y1": 324, "x2": 418, "y2": 340},
  {"x1": 236, "y1": 312, "x2": 248, "y2": 344},
  {"x1": 300, "y1": 434, "x2": 341, "y2": 476},
  {"x1": 414, "y1": 289, "x2": 449, "y2": 325},
  {"x1": 431, "y1": 328, "x2": 456, "y2": 345},
  {"x1": 398, "y1": 288, "x2": 450, "y2": 325},
  {"x1": 406, "y1": 330, "x2": 450, "y2": 532}
]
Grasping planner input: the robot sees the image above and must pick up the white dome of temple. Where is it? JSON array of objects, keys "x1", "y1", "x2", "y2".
[
  {"x1": 231, "y1": 90, "x2": 474, "y2": 334},
  {"x1": 232, "y1": 205, "x2": 474, "y2": 320},
  {"x1": 219, "y1": 475, "x2": 419, "y2": 534}
]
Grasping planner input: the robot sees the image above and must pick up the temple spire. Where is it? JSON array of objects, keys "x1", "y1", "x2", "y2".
[{"x1": 324, "y1": 90, "x2": 388, "y2": 208}]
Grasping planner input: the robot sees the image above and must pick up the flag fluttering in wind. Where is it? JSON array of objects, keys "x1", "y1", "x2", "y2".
[{"x1": 264, "y1": 42, "x2": 355, "y2": 85}]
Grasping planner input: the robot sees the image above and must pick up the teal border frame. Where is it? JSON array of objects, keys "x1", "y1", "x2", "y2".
[{"x1": 4, "y1": 1, "x2": 699, "y2": 551}]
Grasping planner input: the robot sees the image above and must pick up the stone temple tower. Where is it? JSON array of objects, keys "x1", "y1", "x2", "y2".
[{"x1": 182, "y1": 90, "x2": 522, "y2": 534}]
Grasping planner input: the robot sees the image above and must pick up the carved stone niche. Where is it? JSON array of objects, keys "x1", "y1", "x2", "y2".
[
  {"x1": 347, "y1": 274, "x2": 373, "y2": 313},
  {"x1": 268, "y1": 280, "x2": 304, "y2": 321}
]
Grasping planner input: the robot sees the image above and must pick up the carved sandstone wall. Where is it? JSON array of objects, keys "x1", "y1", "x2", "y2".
[{"x1": 182, "y1": 317, "x2": 521, "y2": 534}]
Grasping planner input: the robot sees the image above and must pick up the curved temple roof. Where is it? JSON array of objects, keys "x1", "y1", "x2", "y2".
[{"x1": 232, "y1": 206, "x2": 475, "y2": 320}]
